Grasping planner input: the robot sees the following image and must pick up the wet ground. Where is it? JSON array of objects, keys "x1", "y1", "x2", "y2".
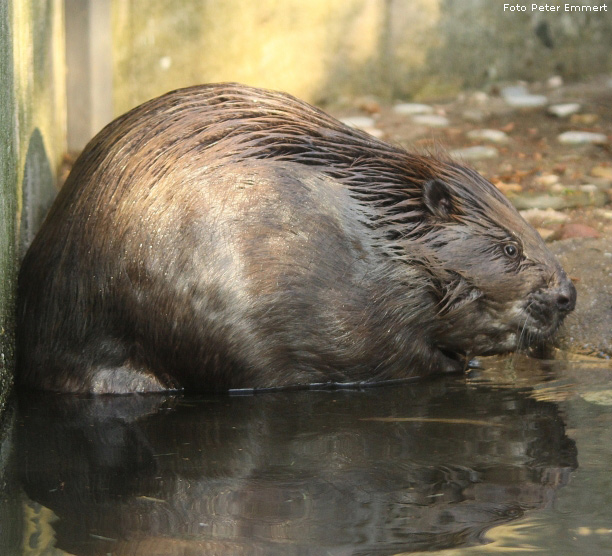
[{"x1": 2, "y1": 356, "x2": 612, "y2": 555}]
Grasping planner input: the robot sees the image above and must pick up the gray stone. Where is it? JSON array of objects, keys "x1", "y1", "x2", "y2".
[
  {"x1": 535, "y1": 174, "x2": 560, "y2": 187},
  {"x1": 340, "y1": 116, "x2": 376, "y2": 130},
  {"x1": 462, "y1": 109, "x2": 486, "y2": 123},
  {"x1": 393, "y1": 103, "x2": 434, "y2": 115},
  {"x1": 548, "y1": 103, "x2": 581, "y2": 118},
  {"x1": 558, "y1": 131, "x2": 608, "y2": 145},
  {"x1": 501, "y1": 86, "x2": 548, "y2": 108},
  {"x1": 450, "y1": 146, "x2": 498, "y2": 160},
  {"x1": 504, "y1": 94, "x2": 548, "y2": 108},
  {"x1": 591, "y1": 166, "x2": 612, "y2": 181},
  {"x1": 335, "y1": 117, "x2": 384, "y2": 138},
  {"x1": 364, "y1": 127, "x2": 384, "y2": 139},
  {"x1": 411, "y1": 114, "x2": 449, "y2": 127},
  {"x1": 466, "y1": 129, "x2": 509, "y2": 143},
  {"x1": 501, "y1": 85, "x2": 529, "y2": 97},
  {"x1": 471, "y1": 91, "x2": 489, "y2": 103},
  {"x1": 551, "y1": 238, "x2": 612, "y2": 358},
  {"x1": 519, "y1": 207, "x2": 570, "y2": 226},
  {"x1": 594, "y1": 209, "x2": 612, "y2": 221},
  {"x1": 511, "y1": 194, "x2": 569, "y2": 211},
  {"x1": 511, "y1": 189, "x2": 609, "y2": 211}
]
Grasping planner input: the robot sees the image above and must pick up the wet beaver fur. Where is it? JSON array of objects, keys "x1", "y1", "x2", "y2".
[{"x1": 17, "y1": 83, "x2": 576, "y2": 394}]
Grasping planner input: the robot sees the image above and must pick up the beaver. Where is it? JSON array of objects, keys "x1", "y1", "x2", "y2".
[{"x1": 17, "y1": 83, "x2": 576, "y2": 394}]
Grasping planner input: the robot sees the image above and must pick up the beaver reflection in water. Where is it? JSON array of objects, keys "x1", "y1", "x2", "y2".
[{"x1": 17, "y1": 84, "x2": 576, "y2": 394}]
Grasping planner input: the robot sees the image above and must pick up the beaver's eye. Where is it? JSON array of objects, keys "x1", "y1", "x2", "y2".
[{"x1": 503, "y1": 242, "x2": 520, "y2": 259}]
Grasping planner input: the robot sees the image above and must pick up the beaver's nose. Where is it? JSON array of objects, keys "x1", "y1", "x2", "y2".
[{"x1": 555, "y1": 277, "x2": 577, "y2": 314}]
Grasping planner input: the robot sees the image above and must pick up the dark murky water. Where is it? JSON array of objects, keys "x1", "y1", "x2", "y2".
[{"x1": 1, "y1": 356, "x2": 612, "y2": 555}]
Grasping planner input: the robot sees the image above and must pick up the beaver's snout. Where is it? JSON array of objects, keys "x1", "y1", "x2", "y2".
[
  {"x1": 524, "y1": 273, "x2": 576, "y2": 340},
  {"x1": 554, "y1": 277, "x2": 577, "y2": 315}
]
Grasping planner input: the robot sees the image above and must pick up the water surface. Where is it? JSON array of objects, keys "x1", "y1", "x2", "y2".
[{"x1": 2, "y1": 356, "x2": 612, "y2": 555}]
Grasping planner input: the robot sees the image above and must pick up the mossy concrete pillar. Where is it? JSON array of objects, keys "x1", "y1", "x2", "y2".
[
  {"x1": 0, "y1": 1, "x2": 18, "y2": 414},
  {"x1": 0, "y1": 0, "x2": 66, "y2": 420}
]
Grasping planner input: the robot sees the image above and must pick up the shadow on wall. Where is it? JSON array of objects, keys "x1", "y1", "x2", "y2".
[
  {"x1": 427, "y1": 0, "x2": 612, "y2": 87},
  {"x1": 316, "y1": 0, "x2": 612, "y2": 102},
  {"x1": 20, "y1": 128, "x2": 55, "y2": 258}
]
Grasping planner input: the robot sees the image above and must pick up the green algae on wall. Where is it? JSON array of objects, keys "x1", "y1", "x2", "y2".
[{"x1": 0, "y1": 0, "x2": 18, "y2": 413}]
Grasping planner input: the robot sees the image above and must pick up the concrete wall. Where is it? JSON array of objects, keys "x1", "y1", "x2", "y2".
[
  {"x1": 0, "y1": 0, "x2": 66, "y2": 415},
  {"x1": 112, "y1": 0, "x2": 612, "y2": 115},
  {"x1": 65, "y1": 0, "x2": 113, "y2": 152}
]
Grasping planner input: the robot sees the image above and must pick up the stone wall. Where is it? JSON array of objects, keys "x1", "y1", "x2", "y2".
[{"x1": 112, "y1": 0, "x2": 612, "y2": 115}]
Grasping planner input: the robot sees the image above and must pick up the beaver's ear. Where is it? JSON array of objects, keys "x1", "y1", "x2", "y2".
[{"x1": 423, "y1": 179, "x2": 456, "y2": 221}]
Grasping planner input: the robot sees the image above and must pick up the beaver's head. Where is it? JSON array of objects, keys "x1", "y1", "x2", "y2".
[{"x1": 391, "y1": 162, "x2": 576, "y2": 358}]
